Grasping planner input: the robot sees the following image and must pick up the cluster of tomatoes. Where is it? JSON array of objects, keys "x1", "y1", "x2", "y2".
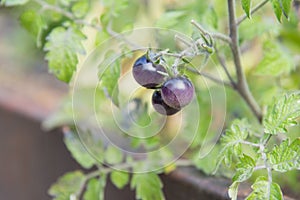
[{"x1": 132, "y1": 54, "x2": 194, "y2": 115}]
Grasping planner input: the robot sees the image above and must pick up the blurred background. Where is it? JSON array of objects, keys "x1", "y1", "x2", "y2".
[
  {"x1": 0, "y1": 0, "x2": 300, "y2": 199},
  {"x1": 0, "y1": 7, "x2": 79, "y2": 200}
]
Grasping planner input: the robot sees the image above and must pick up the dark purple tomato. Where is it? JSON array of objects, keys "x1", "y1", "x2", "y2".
[
  {"x1": 161, "y1": 76, "x2": 194, "y2": 109},
  {"x1": 132, "y1": 55, "x2": 167, "y2": 89},
  {"x1": 152, "y1": 90, "x2": 180, "y2": 115}
]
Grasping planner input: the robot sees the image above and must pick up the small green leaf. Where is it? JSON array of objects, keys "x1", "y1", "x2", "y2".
[
  {"x1": 2, "y1": 0, "x2": 28, "y2": 6},
  {"x1": 104, "y1": 146, "x2": 123, "y2": 165},
  {"x1": 263, "y1": 92, "x2": 300, "y2": 135},
  {"x1": 271, "y1": 0, "x2": 283, "y2": 22},
  {"x1": 71, "y1": 0, "x2": 90, "y2": 18},
  {"x1": 19, "y1": 10, "x2": 47, "y2": 47},
  {"x1": 228, "y1": 181, "x2": 239, "y2": 200},
  {"x1": 202, "y1": 6, "x2": 219, "y2": 30},
  {"x1": 233, "y1": 154, "x2": 256, "y2": 182},
  {"x1": 44, "y1": 26, "x2": 86, "y2": 83},
  {"x1": 155, "y1": 11, "x2": 186, "y2": 29},
  {"x1": 110, "y1": 171, "x2": 129, "y2": 189},
  {"x1": 100, "y1": 55, "x2": 120, "y2": 106},
  {"x1": 64, "y1": 130, "x2": 96, "y2": 169},
  {"x1": 268, "y1": 138, "x2": 300, "y2": 172},
  {"x1": 246, "y1": 177, "x2": 283, "y2": 200},
  {"x1": 48, "y1": 171, "x2": 85, "y2": 200},
  {"x1": 241, "y1": 0, "x2": 251, "y2": 18},
  {"x1": 255, "y1": 40, "x2": 295, "y2": 76},
  {"x1": 83, "y1": 176, "x2": 106, "y2": 200},
  {"x1": 214, "y1": 119, "x2": 252, "y2": 172},
  {"x1": 281, "y1": 0, "x2": 293, "y2": 19},
  {"x1": 131, "y1": 173, "x2": 165, "y2": 200}
]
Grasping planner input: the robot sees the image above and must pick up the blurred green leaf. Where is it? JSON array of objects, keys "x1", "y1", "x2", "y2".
[
  {"x1": 2, "y1": 0, "x2": 28, "y2": 6},
  {"x1": 104, "y1": 146, "x2": 123, "y2": 165},
  {"x1": 271, "y1": 0, "x2": 283, "y2": 22},
  {"x1": 64, "y1": 130, "x2": 101, "y2": 169},
  {"x1": 246, "y1": 177, "x2": 283, "y2": 200},
  {"x1": 263, "y1": 92, "x2": 300, "y2": 135},
  {"x1": 271, "y1": 0, "x2": 293, "y2": 21},
  {"x1": 44, "y1": 26, "x2": 86, "y2": 83},
  {"x1": 281, "y1": 0, "x2": 293, "y2": 18},
  {"x1": 131, "y1": 173, "x2": 165, "y2": 200},
  {"x1": 228, "y1": 181, "x2": 239, "y2": 200},
  {"x1": 48, "y1": 171, "x2": 85, "y2": 200},
  {"x1": 241, "y1": 0, "x2": 251, "y2": 18},
  {"x1": 110, "y1": 171, "x2": 129, "y2": 189},
  {"x1": 71, "y1": 0, "x2": 90, "y2": 18},
  {"x1": 100, "y1": 0, "x2": 137, "y2": 32},
  {"x1": 20, "y1": 10, "x2": 47, "y2": 47},
  {"x1": 233, "y1": 154, "x2": 256, "y2": 182},
  {"x1": 83, "y1": 177, "x2": 106, "y2": 200},
  {"x1": 255, "y1": 40, "x2": 295, "y2": 76},
  {"x1": 156, "y1": 11, "x2": 187, "y2": 29},
  {"x1": 100, "y1": 53, "x2": 120, "y2": 106},
  {"x1": 202, "y1": 6, "x2": 219, "y2": 30},
  {"x1": 268, "y1": 138, "x2": 300, "y2": 172}
]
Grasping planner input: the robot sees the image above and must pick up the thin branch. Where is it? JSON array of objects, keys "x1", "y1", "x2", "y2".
[
  {"x1": 237, "y1": 0, "x2": 269, "y2": 25},
  {"x1": 183, "y1": 66, "x2": 234, "y2": 88},
  {"x1": 210, "y1": 32, "x2": 232, "y2": 44},
  {"x1": 175, "y1": 34, "x2": 193, "y2": 47},
  {"x1": 260, "y1": 144, "x2": 272, "y2": 199},
  {"x1": 254, "y1": 165, "x2": 266, "y2": 171},
  {"x1": 240, "y1": 140, "x2": 261, "y2": 148},
  {"x1": 227, "y1": 0, "x2": 263, "y2": 122},
  {"x1": 214, "y1": 46, "x2": 237, "y2": 88},
  {"x1": 191, "y1": 19, "x2": 231, "y2": 44}
]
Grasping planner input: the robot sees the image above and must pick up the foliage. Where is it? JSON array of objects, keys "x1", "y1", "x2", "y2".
[{"x1": 2, "y1": 0, "x2": 300, "y2": 199}]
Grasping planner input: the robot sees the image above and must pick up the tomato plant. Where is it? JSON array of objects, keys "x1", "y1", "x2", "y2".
[{"x1": 1, "y1": 0, "x2": 300, "y2": 199}]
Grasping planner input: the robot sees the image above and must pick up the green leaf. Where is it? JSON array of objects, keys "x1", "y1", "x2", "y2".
[
  {"x1": 110, "y1": 171, "x2": 129, "y2": 189},
  {"x1": 2, "y1": 0, "x2": 29, "y2": 6},
  {"x1": 48, "y1": 171, "x2": 85, "y2": 200},
  {"x1": 263, "y1": 92, "x2": 300, "y2": 135},
  {"x1": 228, "y1": 181, "x2": 239, "y2": 200},
  {"x1": 270, "y1": 0, "x2": 292, "y2": 21},
  {"x1": 271, "y1": 0, "x2": 283, "y2": 22},
  {"x1": 214, "y1": 119, "x2": 251, "y2": 172},
  {"x1": 268, "y1": 138, "x2": 300, "y2": 172},
  {"x1": 281, "y1": 0, "x2": 293, "y2": 19},
  {"x1": 246, "y1": 177, "x2": 283, "y2": 200},
  {"x1": 100, "y1": 53, "x2": 120, "y2": 106},
  {"x1": 155, "y1": 11, "x2": 187, "y2": 29},
  {"x1": 255, "y1": 40, "x2": 295, "y2": 76},
  {"x1": 100, "y1": 0, "x2": 137, "y2": 32},
  {"x1": 64, "y1": 131, "x2": 95, "y2": 169},
  {"x1": 44, "y1": 27, "x2": 86, "y2": 83},
  {"x1": 233, "y1": 154, "x2": 256, "y2": 182},
  {"x1": 71, "y1": 0, "x2": 90, "y2": 18},
  {"x1": 131, "y1": 173, "x2": 165, "y2": 200},
  {"x1": 83, "y1": 176, "x2": 106, "y2": 200},
  {"x1": 104, "y1": 145, "x2": 123, "y2": 165},
  {"x1": 241, "y1": 0, "x2": 251, "y2": 18},
  {"x1": 202, "y1": 6, "x2": 219, "y2": 30},
  {"x1": 19, "y1": 10, "x2": 47, "y2": 47}
]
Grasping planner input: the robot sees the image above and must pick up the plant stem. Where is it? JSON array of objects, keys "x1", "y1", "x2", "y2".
[
  {"x1": 214, "y1": 47, "x2": 237, "y2": 88},
  {"x1": 260, "y1": 144, "x2": 272, "y2": 199},
  {"x1": 236, "y1": 0, "x2": 269, "y2": 25},
  {"x1": 183, "y1": 66, "x2": 233, "y2": 88},
  {"x1": 191, "y1": 20, "x2": 231, "y2": 44},
  {"x1": 227, "y1": 0, "x2": 263, "y2": 122}
]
